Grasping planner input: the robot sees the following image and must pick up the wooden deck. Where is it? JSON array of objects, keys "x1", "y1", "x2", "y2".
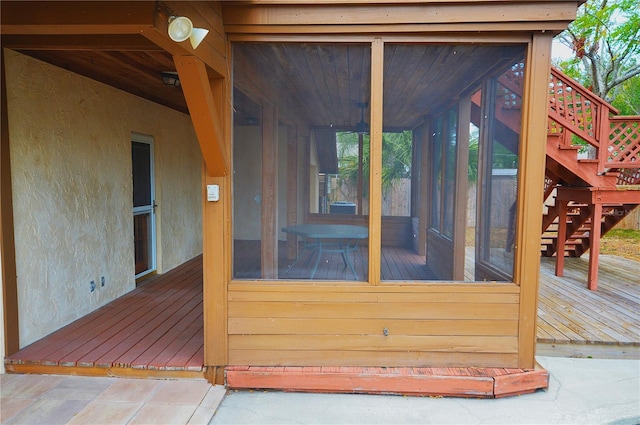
[
  {"x1": 537, "y1": 254, "x2": 640, "y2": 359},
  {"x1": 234, "y1": 240, "x2": 437, "y2": 280},
  {"x1": 5, "y1": 256, "x2": 205, "y2": 379},
  {"x1": 5, "y1": 249, "x2": 638, "y2": 382}
]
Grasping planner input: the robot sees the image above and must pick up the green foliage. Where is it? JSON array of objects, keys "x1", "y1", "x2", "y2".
[
  {"x1": 611, "y1": 76, "x2": 640, "y2": 115},
  {"x1": 555, "y1": 0, "x2": 640, "y2": 104},
  {"x1": 336, "y1": 131, "x2": 413, "y2": 192},
  {"x1": 604, "y1": 229, "x2": 640, "y2": 241}
]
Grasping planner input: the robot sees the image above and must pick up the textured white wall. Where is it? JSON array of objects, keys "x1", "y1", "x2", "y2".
[
  {"x1": 4, "y1": 50, "x2": 202, "y2": 347},
  {"x1": 232, "y1": 125, "x2": 289, "y2": 241}
]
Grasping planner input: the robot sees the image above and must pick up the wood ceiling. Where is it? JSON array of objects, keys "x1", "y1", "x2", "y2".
[
  {"x1": 233, "y1": 43, "x2": 525, "y2": 131},
  {"x1": 12, "y1": 43, "x2": 190, "y2": 114},
  {"x1": 2, "y1": 1, "x2": 524, "y2": 133}
]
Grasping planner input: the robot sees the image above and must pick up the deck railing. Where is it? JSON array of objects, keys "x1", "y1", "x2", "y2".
[
  {"x1": 608, "y1": 116, "x2": 640, "y2": 170},
  {"x1": 547, "y1": 67, "x2": 640, "y2": 177}
]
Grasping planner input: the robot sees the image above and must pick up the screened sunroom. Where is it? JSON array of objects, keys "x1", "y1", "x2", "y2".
[{"x1": 232, "y1": 42, "x2": 525, "y2": 283}]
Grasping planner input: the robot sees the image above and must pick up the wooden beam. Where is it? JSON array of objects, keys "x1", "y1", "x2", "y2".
[
  {"x1": 515, "y1": 32, "x2": 553, "y2": 369},
  {"x1": 453, "y1": 96, "x2": 471, "y2": 281},
  {"x1": 0, "y1": 34, "x2": 163, "y2": 51},
  {"x1": 221, "y1": 3, "x2": 578, "y2": 26},
  {"x1": 140, "y1": 27, "x2": 228, "y2": 80},
  {"x1": 1, "y1": 48, "x2": 20, "y2": 356},
  {"x1": 261, "y1": 104, "x2": 279, "y2": 279},
  {"x1": 174, "y1": 55, "x2": 228, "y2": 177},
  {"x1": 0, "y1": 1, "x2": 228, "y2": 79},
  {"x1": 0, "y1": 1, "x2": 155, "y2": 34}
]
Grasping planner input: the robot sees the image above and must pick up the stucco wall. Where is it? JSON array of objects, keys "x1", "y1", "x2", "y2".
[{"x1": 4, "y1": 50, "x2": 202, "y2": 347}]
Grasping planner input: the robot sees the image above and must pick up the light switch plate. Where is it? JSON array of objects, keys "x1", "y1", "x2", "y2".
[{"x1": 207, "y1": 184, "x2": 219, "y2": 202}]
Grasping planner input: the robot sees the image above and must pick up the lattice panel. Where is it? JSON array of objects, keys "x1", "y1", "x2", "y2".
[
  {"x1": 608, "y1": 119, "x2": 640, "y2": 166},
  {"x1": 548, "y1": 73, "x2": 598, "y2": 146},
  {"x1": 615, "y1": 168, "x2": 640, "y2": 185},
  {"x1": 498, "y1": 62, "x2": 524, "y2": 109}
]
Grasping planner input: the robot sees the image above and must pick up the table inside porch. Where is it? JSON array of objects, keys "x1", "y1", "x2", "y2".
[{"x1": 282, "y1": 224, "x2": 369, "y2": 279}]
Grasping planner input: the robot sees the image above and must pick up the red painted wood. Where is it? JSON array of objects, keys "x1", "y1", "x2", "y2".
[
  {"x1": 588, "y1": 203, "x2": 603, "y2": 291},
  {"x1": 6, "y1": 256, "x2": 204, "y2": 373},
  {"x1": 555, "y1": 200, "x2": 568, "y2": 276},
  {"x1": 225, "y1": 365, "x2": 548, "y2": 398}
]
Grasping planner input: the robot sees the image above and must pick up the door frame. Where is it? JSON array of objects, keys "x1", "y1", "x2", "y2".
[{"x1": 132, "y1": 132, "x2": 157, "y2": 280}]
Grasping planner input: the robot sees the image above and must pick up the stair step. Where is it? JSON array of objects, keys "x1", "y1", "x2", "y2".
[
  {"x1": 558, "y1": 145, "x2": 580, "y2": 151},
  {"x1": 578, "y1": 159, "x2": 599, "y2": 164}
]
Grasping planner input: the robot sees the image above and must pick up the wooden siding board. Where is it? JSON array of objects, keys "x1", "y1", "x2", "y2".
[
  {"x1": 228, "y1": 280, "x2": 520, "y2": 367},
  {"x1": 229, "y1": 334, "x2": 518, "y2": 353},
  {"x1": 228, "y1": 291, "x2": 519, "y2": 303},
  {"x1": 228, "y1": 349, "x2": 519, "y2": 368},
  {"x1": 228, "y1": 301, "x2": 519, "y2": 319},
  {"x1": 228, "y1": 317, "x2": 518, "y2": 336},
  {"x1": 229, "y1": 282, "x2": 520, "y2": 293}
]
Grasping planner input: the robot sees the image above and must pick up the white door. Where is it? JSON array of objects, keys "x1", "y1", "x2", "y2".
[{"x1": 132, "y1": 134, "x2": 156, "y2": 279}]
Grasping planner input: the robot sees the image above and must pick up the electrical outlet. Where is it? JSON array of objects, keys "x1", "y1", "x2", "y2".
[
  {"x1": 101, "y1": 276, "x2": 105, "y2": 287},
  {"x1": 90, "y1": 280, "x2": 96, "y2": 292}
]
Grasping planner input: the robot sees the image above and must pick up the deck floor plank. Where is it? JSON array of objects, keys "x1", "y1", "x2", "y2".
[
  {"x1": 94, "y1": 286, "x2": 202, "y2": 368},
  {"x1": 60, "y1": 270, "x2": 202, "y2": 367},
  {"x1": 6, "y1": 256, "x2": 205, "y2": 375},
  {"x1": 6, "y1": 250, "x2": 639, "y2": 378}
]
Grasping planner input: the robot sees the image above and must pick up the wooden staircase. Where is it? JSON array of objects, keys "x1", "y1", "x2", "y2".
[
  {"x1": 541, "y1": 68, "x2": 640, "y2": 290},
  {"x1": 473, "y1": 66, "x2": 640, "y2": 290}
]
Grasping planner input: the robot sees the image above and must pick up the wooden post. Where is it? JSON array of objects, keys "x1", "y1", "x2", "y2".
[
  {"x1": 587, "y1": 202, "x2": 603, "y2": 291},
  {"x1": 357, "y1": 133, "x2": 364, "y2": 216},
  {"x1": 368, "y1": 38, "x2": 384, "y2": 285},
  {"x1": 286, "y1": 125, "x2": 299, "y2": 260},
  {"x1": 417, "y1": 121, "x2": 430, "y2": 257},
  {"x1": 554, "y1": 200, "x2": 567, "y2": 277},
  {"x1": 453, "y1": 97, "x2": 471, "y2": 281},
  {"x1": 202, "y1": 74, "x2": 231, "y2": 384},
  {"x1": 261, "y1": 104, "x2": 279, "y2": 279},
  {"x1": 515, "y1": 32, "x2": 553, "y2": 369},
  {"x1": 1, "y1": 48, "x2": 20, "y2": 356}
]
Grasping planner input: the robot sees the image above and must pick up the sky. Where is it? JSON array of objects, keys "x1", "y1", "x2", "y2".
[{"x1": 552, "y1": 38, "x2": 574, "y2": 61}]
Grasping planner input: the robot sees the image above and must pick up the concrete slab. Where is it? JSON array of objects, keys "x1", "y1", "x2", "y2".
[{"x1": 209, "y1": 357, "x2": 640, "y2": 424}]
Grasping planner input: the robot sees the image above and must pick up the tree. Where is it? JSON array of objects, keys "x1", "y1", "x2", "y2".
[
  {"x1": 336, "y1": 130, "x2": 412, "y2": 192},
  {"x1": 555, "y1": 0, "x2": 640, "y2": 107}
]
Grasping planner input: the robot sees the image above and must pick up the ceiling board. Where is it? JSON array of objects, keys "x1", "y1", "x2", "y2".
[{"x1": 233, "y1": 43, "x2": 525, "y2": 131}]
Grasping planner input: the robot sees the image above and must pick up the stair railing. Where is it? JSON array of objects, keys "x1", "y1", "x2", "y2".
[
  {"x1": 548, "y1": 67, "x2": 640, "y2": 176},
  {"x1": 608, "y1": 116, "x2": 640, "y2": 173}
]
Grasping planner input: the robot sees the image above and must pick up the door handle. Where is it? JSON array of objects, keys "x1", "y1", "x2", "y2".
[{"x1": 153, "y1": 201, "x2": 158, "y2": 213}]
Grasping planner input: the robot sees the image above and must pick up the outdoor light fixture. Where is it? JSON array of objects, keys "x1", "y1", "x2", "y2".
[
  {"x1": 168, "y1": 16, "x2": 209, "y2": 49},
  {"x1": 161, "y1": 71, "x2": 180, "y2": 87}
]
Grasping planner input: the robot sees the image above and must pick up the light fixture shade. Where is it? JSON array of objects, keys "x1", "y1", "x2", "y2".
[
  {"x1": 168, "y1": 16, "x2": 193, "y2": 42},
  {"x1": 161, "y1": 71, "x2": 180, "y2": 87},
  {"x1": 189, "y1": 27, "x2": 209, "y2": 49}
]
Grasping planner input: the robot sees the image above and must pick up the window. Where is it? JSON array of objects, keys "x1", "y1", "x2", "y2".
[{"x1": 232, "y1": 41, "x2": 526, "y2": 282}]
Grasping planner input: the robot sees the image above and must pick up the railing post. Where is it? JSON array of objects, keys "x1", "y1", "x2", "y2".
[{"x1": 596, "y1": 105, "x2": 610, "y2": 175}]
